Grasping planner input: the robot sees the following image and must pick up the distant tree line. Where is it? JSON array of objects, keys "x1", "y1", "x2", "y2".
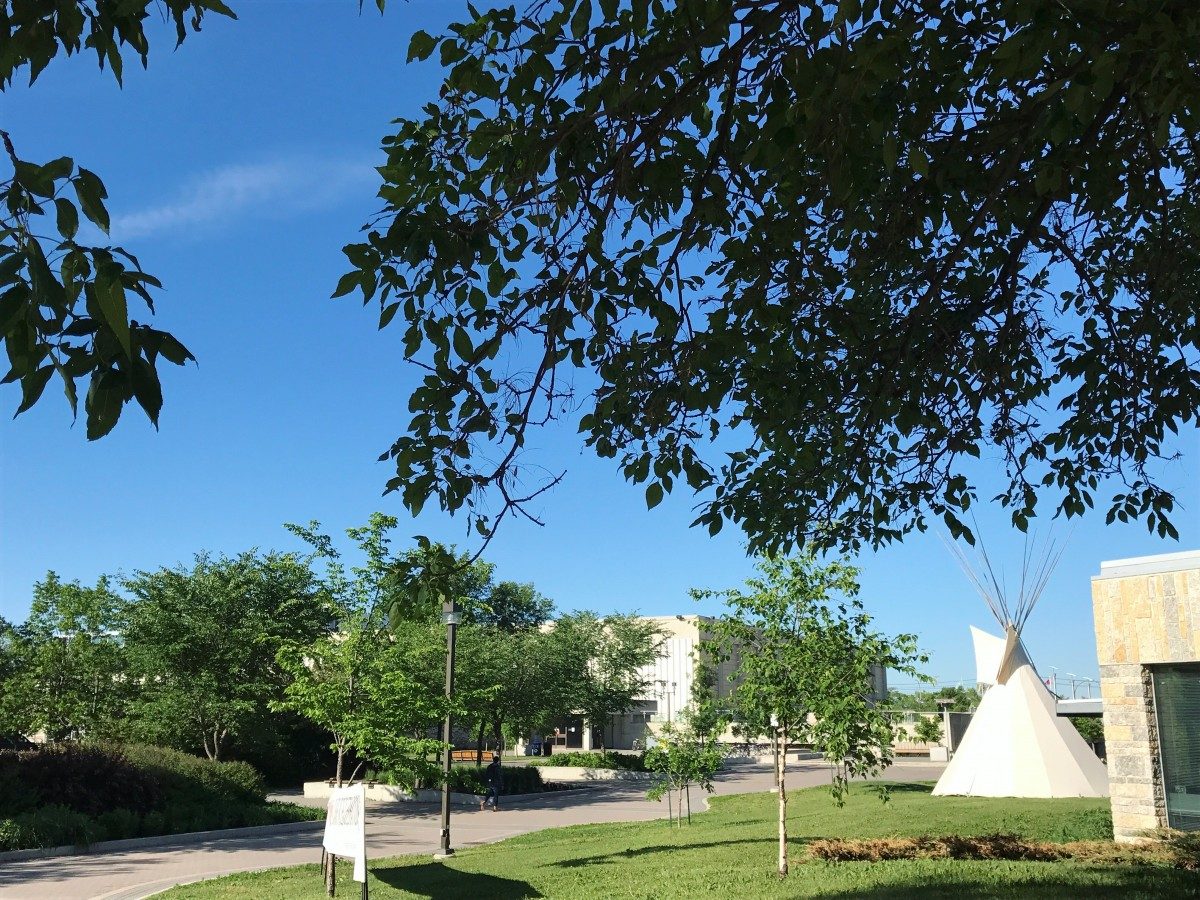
[
  {"x1": 0, "y1": 514, "x2": 663, "y2": 786},
  {"x1": 884, "y1": 686, "x2": 984, "y2": 713}
]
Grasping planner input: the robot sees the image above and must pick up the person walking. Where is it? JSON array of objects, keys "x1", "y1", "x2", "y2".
[{"x1": 479, "y1": 752, "x2": 503, "y2": 811}]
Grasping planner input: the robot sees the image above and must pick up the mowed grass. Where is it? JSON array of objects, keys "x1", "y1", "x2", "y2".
[{"x1": 161, "y1": 782, "x2": 1200, "y2": 899}]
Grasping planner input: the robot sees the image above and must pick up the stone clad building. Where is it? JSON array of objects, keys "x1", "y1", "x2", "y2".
[{"x1": 1092, "y1": 550, "x2": 1200, "y2": 841}]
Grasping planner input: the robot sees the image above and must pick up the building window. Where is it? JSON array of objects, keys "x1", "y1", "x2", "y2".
[{"x1": 1152, "y1": 663, "x2": 1200, "y2": 832}]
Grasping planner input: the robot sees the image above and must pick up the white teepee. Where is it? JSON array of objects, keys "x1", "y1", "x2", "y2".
[{"x1": 932, "y1": 534, "x2": 1109, "y2": 799}]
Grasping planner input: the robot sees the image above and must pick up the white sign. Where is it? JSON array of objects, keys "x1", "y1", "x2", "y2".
[{"x1": 323, "y1": 784, "x2": 367, "y2": 883}]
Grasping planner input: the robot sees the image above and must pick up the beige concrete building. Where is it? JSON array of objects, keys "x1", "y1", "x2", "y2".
[
  {"x1": 1092, "y1": 550, "x2": 1200, "y2": 840},
  {"x1": 526, "y1": 614, "x2": 889, "y2": 753}
]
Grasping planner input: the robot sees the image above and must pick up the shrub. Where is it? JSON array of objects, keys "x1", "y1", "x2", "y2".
[
  {"x1": 0, "y1": 818, "x2": 27, "y2": 852},
  {"x1": 0, "y1": 744, "x2": 161, "y2": 816},
  {"x1": 538, "y1": 751, "x2": 647, "y2": 771},
  {"x1": 9, "y1": 804, "x2": 95, "y2": 850},
  {"x1": 446, "y1": 764, "x2": 545, "y2": 796},
  {"x1": 94, "y1": 808, "x2": 139, "y2": 842},
  {"x1": 116, "y1": 744, "x2": 266, "y2": 804},
  {"x1": 140, "y1": 810, "x2": 166, "y2": 837},
  {"x1": 912, "y1": 717, "x2": 943, "y2": 745}
]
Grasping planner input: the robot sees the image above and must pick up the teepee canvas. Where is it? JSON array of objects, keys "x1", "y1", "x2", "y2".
[{"x1": 932, "y1": 536, "x2": 1109, "y2": 799}]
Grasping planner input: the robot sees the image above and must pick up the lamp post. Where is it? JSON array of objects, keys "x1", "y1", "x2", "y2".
[{"x1": 434, "y1": 599, "x2": 461, "y2": 860}]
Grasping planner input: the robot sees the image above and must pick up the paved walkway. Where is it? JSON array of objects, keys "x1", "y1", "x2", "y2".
[{"x1": 0, "y1": 761, "x2": 944, "y2": 900}]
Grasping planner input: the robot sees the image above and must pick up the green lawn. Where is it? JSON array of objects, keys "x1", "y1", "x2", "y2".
[{"x1": 160, "y1": 783, "x2": 1200, "y2": 899}]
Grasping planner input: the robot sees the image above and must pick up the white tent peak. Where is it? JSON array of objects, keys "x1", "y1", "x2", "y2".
[{"x1": 934, "y1": 532, "x2": 1108, "y2": 799}]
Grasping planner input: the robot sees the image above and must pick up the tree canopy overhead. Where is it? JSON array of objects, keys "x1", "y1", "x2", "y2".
[
  {"x1": 338, "y1": 0, "x2": 1198, "y2": 554},
  {"x1": 0, "y1": 0, "x2": 229, "y2": 437}
]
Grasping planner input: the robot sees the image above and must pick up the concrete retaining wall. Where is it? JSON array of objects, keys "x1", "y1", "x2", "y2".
[
  {"x1": 527, "y1": 767, "x2": 652, "y2": 783},
  {"x1": 301, "y1": 782, "x2": 482, "y2": 807}
]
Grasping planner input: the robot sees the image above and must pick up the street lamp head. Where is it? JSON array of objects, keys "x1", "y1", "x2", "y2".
[{"x1": 441, "y1": 600, "x2": 462, "y2": 626}]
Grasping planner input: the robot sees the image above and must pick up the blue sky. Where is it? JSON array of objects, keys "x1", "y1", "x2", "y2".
[{"x1": 1, "y1": 1, "x2": 1196, "y2": 692}]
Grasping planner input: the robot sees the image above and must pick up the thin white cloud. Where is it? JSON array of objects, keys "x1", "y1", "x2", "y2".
[{"x1": 110, "y1": 156, "x2": 378, "y2": 241}]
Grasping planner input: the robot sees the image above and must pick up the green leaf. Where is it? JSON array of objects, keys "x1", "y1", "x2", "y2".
[
  {"x1": 16, "y1": 365, "x2": 54, "y2": 415},
  {"x1": 42, "y1": 156, "x2": 74, "y2": 181},
  {"x1": 55, "y1": 198, "x2": 80, "y2": 241},
  {"x1": 379, "y1": 302, "x2": 401, "y2": 329},
  {"x1": 909, "y1": 149, "x2": 929, "y2": 177},
  {"x1": 131, "y1": 356, "x2": 163, "y2": 426},
  {"x1": 94, "y1": 269, "x2": 131, "y2": 359},
  {"x1": 59, "y1": 365, "x2": 78, "y2": 417},
  {"x1": 74, "y1": 169, "x2": 111, "y2": 234},
  {"x1": 0, "y1": 252, "x2": 24, "y2": 286},
  {"x1": 645, "y1": 481, "x2": 664, "y2": 509},
  {"x1": 331, "y1": 271, "x2": 360, "y2": 298},
  {"x1": 14, "y1": 161, "x2": 55, "y2": 198},
  {"x1": 85, "y1": 370, "x2": 126, "y2": 440},
  {"x1": 570, "y1": 0, "x2": 592, "y2": 40},
  {"x1": 0, "y1": 284, "x2": 27, "y2": 334},
  {"x1": 408, "y1": 30, "x2": 438, "y2": 62},
  {"x1": 157, "y1": 334, "x2": 196, "y2": 366},
  {"x1": 452, "y1": 326, "x2": 473, "y2": 360}
]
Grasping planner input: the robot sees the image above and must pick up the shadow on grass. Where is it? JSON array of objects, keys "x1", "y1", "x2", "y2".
[
  {"x1": 373, "y1": 862, "x2": 543, "y2": 898},
  {"x1": 553, "y1": 838, "x2": 765, "y2": 868},
  {"x1": 870, "y1": 782, "x2": 933, "y2": 794}
]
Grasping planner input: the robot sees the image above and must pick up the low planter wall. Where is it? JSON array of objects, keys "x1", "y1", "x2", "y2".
[
  {"x1": 302, "y1": 782, "x2": 480, "y2": 807},
  {"x1": 301, "y1": 782, "x2": 591, "y2": 805},
  {"x1": 529, "y1": 767, "x2": 652, "y2": 782}
]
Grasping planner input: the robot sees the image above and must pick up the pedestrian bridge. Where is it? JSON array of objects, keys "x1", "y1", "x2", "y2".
[{"x1": 1056, "y1": 698, "x2": 1103, "y2": 717}]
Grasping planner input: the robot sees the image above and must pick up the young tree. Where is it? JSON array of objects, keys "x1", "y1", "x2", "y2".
[
  {"x1": 696, "y1": 554, "x2": 925, "y2": 876},
  {"x1": 644, "y1": 708, "x2": 727, "y2": 827},
  {"x1": 550, "y1": 613, "x2": 665, "y2": 749},
  {"x1": 274, "y1": 615, "x2": 375, "y2": 787},
  {"x1": 122, "y1": 551, "x2": 328, "y2": 760},
  {"x1": 913, "y1": 716, "x2": 944, "y2": 746},
  {"x1": 1, "y1": 573, "x2": 127, "y2": 741},
  {"x1": 455, "y1": 579, "x2": 555, "y2": 761},
  {"x1": 282, "y1": 517, "x2": 478, "y2": 784}
]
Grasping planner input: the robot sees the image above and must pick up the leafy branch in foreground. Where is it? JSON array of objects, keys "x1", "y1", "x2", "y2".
[
  {"x1": 343, "y1": 0, "x2": 1200, "y2": 555},
  {"x1": 0, "y1": 135, "x2": 196, "y2": 436},
  {"x1": 1, "y1": 0, "x2": 235, "y2": 432}
]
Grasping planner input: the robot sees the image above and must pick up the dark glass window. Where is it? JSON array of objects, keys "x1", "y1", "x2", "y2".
[{"x1": 1152, "y1": 663, "x2": 1200, "y2": 831}]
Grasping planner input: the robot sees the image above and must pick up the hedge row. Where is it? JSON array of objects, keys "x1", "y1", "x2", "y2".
[
  {"x1": 447, "y1": 764, "x2": 545, "y2": 796},
  {"x1": 531, "y1": 751, "x2": 648, "y2": 771},
  {"x1": 0, "y1": 800, "x2": 319, "y2": 852},
  {"x1": 0, "y1": 744, "x2": 265, "y2": 818},
  {"x1": 0, "y1": 743, "x2": 298, "y2": 851}
]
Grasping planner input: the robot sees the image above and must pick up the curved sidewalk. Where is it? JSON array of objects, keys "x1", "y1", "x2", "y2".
[{"x1": 0, "y1": 761, "x2": 943, "y2": 900}]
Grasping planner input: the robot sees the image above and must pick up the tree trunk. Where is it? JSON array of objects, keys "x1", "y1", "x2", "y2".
[
  {"x1": 492, "y1": 717, "x2": 503, "y2": 758},
  {"x1": 335, "y1": 743, "x2": 345, "y2": 787},
  {"x1": 476, "y1": 720, "x2": 486, "y2": 766},
  {"x1": 777, "y1": 726, "x2": 788, "y2": 876},
  {"x1": 325, "y1": 848, "x2": 336, "y2": 896}
]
